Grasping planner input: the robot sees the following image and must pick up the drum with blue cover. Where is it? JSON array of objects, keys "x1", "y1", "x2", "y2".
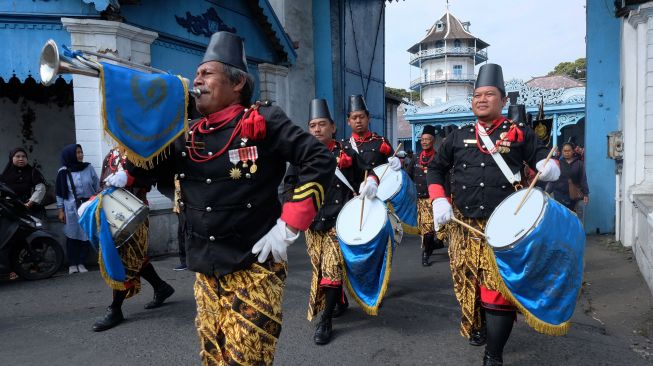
[
  {"x1": 485, "y1": 188, "x2": 585, "y2": 335},
  {"x1": 336, "y1": 196, "x2": 394, "y2": 315}
]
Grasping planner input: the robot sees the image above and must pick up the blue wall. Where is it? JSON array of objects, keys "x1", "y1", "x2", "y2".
[{"x1": 585, "y1": 0, "x2": 620, "y2": 234}]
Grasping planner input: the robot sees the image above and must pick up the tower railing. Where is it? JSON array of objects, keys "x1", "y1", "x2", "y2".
[
  {"x1": 410, "y1": 72, "x2": 476, "y2": 89},
  {"x1": 409, "y1": 46, "x2": 488, "y2": 64}
]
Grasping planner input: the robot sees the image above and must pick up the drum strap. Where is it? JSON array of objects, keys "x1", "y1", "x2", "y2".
[
  {"x1": 334, "y1": 167, "x2": 356, "y2": 194},
  {"x1": 476, "y1": 124, "x2": 521, "y2": 185},
  {"x1": 349, "y1": 136, "x2": 359, "y2": 154}
]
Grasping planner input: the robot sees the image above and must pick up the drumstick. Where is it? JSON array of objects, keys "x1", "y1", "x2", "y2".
[
  {"x1": 359, "y1": 171, "x2": 368, "y2": 231},
  {"x1": 378, "y1": 142, "x2": 404, "y2": 181},
  {"x1": 452, "y1": 217, "x2": 487, "y2": 238},
  {"x1": 514, "y1": 146, "x2": 557, "y2": 215}
]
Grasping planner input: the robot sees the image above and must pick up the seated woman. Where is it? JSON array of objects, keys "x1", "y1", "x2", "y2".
[{"x1": 0, "y1": 147, "x2": 47, "y2": 217}]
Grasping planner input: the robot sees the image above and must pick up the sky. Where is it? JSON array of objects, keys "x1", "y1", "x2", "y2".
[{"x1": 384, "y1": 0, "x2": 587, "y2": 90}]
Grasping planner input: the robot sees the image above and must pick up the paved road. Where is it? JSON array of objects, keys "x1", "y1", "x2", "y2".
[{"x1": 1, "y1": 235, "x2": 651, "y2": 365}]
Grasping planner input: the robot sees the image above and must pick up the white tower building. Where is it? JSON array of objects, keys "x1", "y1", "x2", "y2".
[{"x1": 408, "y1": 11, "x2": 489, "y2": 105}]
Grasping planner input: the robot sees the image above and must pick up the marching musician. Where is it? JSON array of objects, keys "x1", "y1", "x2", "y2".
[
  {"x1": 342, "y1": 94, "x2": 401, "y2": 171},
  {"x1": 426, "y1": 64, "x2": 560, "y2": 366},
  {"x1": 87, "y1": 147, "x2": 175, "y2": 332},
  {"x1": 284, "y1": 99, "x2": 378, "y2": 345},
  {"x1": 406, "y1": 125, "x2": 445, "y2": 267},
  {"x1": 104, "y1": 32, "x2": 334, "y2": 365}
]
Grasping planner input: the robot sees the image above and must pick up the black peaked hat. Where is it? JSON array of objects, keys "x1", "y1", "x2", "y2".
[
  {"x1": 507, "y1": 104, "x2": 527, "y2": 124},
  {"x1": 475, "y1": 63, "x2": 505, "y2": 96},
  {"x1": 348, "y1": 94, "x2": 368, "y2": 114},
  {"x1": 309, "y1": 98, "x2": 333, "y2": 123},
  {"x1": 422, "y1": 125, "x2": 436, "y2": 137},
  {"x1": 201, "y1": 31, "x2": 248, "y2": 73}
]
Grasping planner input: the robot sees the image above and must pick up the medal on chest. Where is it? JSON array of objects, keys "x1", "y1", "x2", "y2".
[{"x1": 228, "y1": 146, "x2": 259, "y2": 179}]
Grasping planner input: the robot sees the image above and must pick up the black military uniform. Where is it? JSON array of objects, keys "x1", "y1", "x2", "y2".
[
  {"x1": 406, "y1": 125, "x2": 444, "y2": 266},
  {"x1": 341, "y1": 95, "x2": 393, "y2": 167},
  {"x1": 131, "y1": 103, "x2": 335, "y2": 276},
  {"x1": 428, "y1": 119, "x2": 546, "y2": 218}
]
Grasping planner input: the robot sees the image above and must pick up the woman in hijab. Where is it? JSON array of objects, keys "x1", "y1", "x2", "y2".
[
  {"x1": 547, "y1": 142, "x2": 590, "y2": 219},
  {"x1": 0, "y1": 147, "x2": 47, "y2": 216},
  {"x1": 55, "y1": 144, "x2": 99, "y2": 274}
]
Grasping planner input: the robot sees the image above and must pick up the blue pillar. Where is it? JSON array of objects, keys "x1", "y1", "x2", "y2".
[
  {"x1": 585, "y1": 0, "x2": 620, "y2": 234},
  {"x1": 411, "y1": 123, "x2": 416, "y2": 153},
  {"x1": 552, "y1": 113, "x2": 559, "y2": 147},
  {"x1": 313, "y1": 1, "x2": 335, "y2": 120}
]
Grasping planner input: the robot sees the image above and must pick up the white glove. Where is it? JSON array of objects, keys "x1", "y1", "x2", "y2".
[
  {"x1": 388, "y1": 156, "x2": 401, "y2": 171},
  {"x1": 432, "y1": 198, "x2": 453, "y2": 228},
  {"x1": 358, "y1": 176, "x2": 378, "y2": 199},
  {"x1": 77, "y1": 200, "x2": 92, "y2": 217},
  {"x1": 251, "y1": 218, "x2": 300, "y2": 263},
  {"x1": 535, "y1": 159, "x2": 560, "y2": 182},
  {"x1": 104, "y1": 170, "x2": 128, "y2": 187}
]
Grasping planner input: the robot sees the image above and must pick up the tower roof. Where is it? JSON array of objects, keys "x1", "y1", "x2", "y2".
[{"x1": 407, "y1": 12, "x2": 489, "y2": 53}]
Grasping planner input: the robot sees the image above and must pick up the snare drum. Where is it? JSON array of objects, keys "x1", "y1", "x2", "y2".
[
  {"x1": 485, "y1": 188, "x2": 585, "y2": 330},
  {"x1": 373, "y1": 164, "x2": 417, "y2": 228},
  {"x1": 102, "y1": 188, "x2": 149, "y2": 246},
  {"x1": 336, "y1": 197, "x2": 394, "y2": 314}
]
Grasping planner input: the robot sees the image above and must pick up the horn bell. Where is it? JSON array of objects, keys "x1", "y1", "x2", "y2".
[{"x1": 39, "y1": 39, "x2": 98, "y2": 86}]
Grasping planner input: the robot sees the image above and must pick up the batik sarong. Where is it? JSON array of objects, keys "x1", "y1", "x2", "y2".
[
  {"x1": 305, "y1": 228, "x2": 344, "y2": 321},
  {"x1": 445, "y1": 210, "x2": 503, "y2": 338},
  {"x1": 417, "y1": 198, "x2": 447, "y2": 244},
  {"x1": 194, "y1": 261, "x2": 287, "y2": 366},
  {"x1": 98, "y1": 219, "x2": 149, "y2": 299}
]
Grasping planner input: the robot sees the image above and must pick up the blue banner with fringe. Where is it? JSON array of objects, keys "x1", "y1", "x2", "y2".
[
  {"x1": 99, "y1": 62, "x2": 188, "y2": 167},
  {"x1": 78, "y1": 188, "x2": 126, "y2": 283}
]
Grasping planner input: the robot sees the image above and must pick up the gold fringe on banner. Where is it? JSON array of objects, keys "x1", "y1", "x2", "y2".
[
  {"x1": 485, "y1": 247, "x2": 571, "y2": 336},
  {"x1": 98, "y1": 65, "x2": 189, "y2": 169},
  {"x1": 343, "y1": 238, "x2": 393, "y2": 316}
]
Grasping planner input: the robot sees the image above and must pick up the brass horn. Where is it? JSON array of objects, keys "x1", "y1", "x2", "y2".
[
  {"x1": 39, "y1": 39, "x2": 98, "y2": 86},
  {"x1": 39, "y1": 39, "x2": 203, "y2": 97}
]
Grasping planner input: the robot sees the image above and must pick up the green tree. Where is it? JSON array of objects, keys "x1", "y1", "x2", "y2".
[
  {"x1": 547, "y1": 58, "x2": 586, "y2": 80},
  {"x1": 385, "y1": 86, "x2": 419, "y2": 101}
]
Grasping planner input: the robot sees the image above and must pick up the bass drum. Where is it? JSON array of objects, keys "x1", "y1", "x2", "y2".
[{"x1": 102, "y1": 188, "x2": 149, "y2": 247}]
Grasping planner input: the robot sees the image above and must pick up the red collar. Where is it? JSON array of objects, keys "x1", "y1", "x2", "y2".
[
  {"x1": 477, "y1": 116, "x2": 507, "y2": 135},
  {"x1": 419, "y1": 148, "x2": 435, "y2": 165},
  {"x1": 352, "y1": 131, "x2": 372, "y2": 142},
  {"x1": 326, "y1": 139, "x2": 337, "y2": 151},
  {"x1": 205, "y1": 104, "x2": 245, "y2": 127}
]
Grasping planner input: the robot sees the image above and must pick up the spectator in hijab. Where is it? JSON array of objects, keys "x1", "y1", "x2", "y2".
[
  {"x1": 55, "y1": 144, "x2": 99, "y2": 274},
  {"x1": 546, "y1": 142, "x2": 589, "y2": 220},
  {"x1": 0, "y1": 147, "x2": 47, "y2": 217}
]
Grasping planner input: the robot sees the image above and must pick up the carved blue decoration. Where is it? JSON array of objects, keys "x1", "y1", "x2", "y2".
[{"x1": 175, "y1": 7, "x2": 236, "y2": 37}]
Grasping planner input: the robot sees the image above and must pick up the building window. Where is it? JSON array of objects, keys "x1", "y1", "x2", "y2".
[
  {"x1": 453, "y1": 65, "x2": 462, "y2": 78},
  {"x1": 435, "y1": 40, "x2": 444, "y2": 49},
  {"x1": 436, "y1": 21, "x2": 444, "y2": 32},
  {"x1": 454, "y1": 39, "x2": 461, "y2": 48}
]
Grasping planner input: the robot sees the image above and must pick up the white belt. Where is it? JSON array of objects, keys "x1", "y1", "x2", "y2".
[{"x1": 476, "y1": 123, "x2": 521, "y2": 185}]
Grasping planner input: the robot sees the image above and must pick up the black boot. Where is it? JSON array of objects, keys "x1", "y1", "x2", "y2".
[
  {"x1": 483, "y1": 309, "x2": 515, "y2": 365},
  {"x1": 422, "y1": 234, "x2": 435, "y2": 266},
  {"x1": 482, "y1": 350, "x2": 503, "y2": 366},
  {"x1": 332, "y1": 292, "x2": 349, "y2": 318},
  {"x1": 422, "y1": 251, "x2": 430, "y2": 267},
  {"x1": 313, "y1": 315, "x2": 333, "y2": 345},
  {"x1": 144, "y1": 282, "x2": 175, "y2": 309},
  {"x1": 433, "y1": 237, "x2": 445, "y2": 250},
  {"x1": 469, "y1": 327, "x2": 487, "y2": 346},
  {"x1": 92, "y1": 306, "x2": 124, "y2": 332}
]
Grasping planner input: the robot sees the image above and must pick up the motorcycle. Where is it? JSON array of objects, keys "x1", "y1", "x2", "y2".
[{"x1": 0, "y1": 181, "x2": 63, "y2": 280}]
